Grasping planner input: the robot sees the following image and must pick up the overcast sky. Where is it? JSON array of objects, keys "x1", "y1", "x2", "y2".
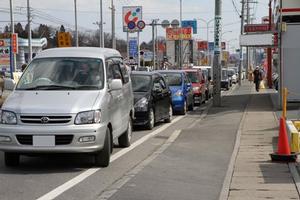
[{"x1": 0, "y1": 0, "x2": 270, "y2": 51}]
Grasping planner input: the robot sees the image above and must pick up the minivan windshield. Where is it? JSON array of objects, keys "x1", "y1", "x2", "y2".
[
  {"x1": 186, "y1": 72, "x2": 199, "y2": 83},
  {"x1": 17, "y1": 57, "x2": 104, "y2": 90},
  {"x1": 131, "y1": 74, "x2": 151, "y2": 92},
  {"x1": 161, "y1": 73, "x2": 182, "y2": 86}
]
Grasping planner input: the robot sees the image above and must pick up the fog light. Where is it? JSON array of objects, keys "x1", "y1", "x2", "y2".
[
  {"x1": 78, "y1": 136, "x2": 96, "y2": 143},
  {"x1": 0, "y1": 136, "x2": 11, "y2": 142}
]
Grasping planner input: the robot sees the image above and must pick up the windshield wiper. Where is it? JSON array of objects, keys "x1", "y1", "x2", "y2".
[
  {"x1": 75, "y1": 85, "x2": 100, "y2": 90},
  {"x1": 20, "y1": 85, "x2": 76, "y2": 90}
]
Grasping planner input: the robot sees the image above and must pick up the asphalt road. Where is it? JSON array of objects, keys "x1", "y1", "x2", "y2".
[{"x1": 0, "y1": 84, "x2": 246, "y2": 200}]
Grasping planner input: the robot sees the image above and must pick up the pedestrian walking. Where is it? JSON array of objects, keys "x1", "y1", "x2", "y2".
[{"x1": 253, "y1": 66, "x2": 262, "y2": 92}]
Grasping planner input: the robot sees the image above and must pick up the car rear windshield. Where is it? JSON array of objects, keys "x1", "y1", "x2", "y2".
[
  {"x1": 161, "y1": 73, "x2": 182, "y2": 86},
  {"x1": 222, "y1": 70, "x2": 228, "y2": 79},
  {"x1": 17, "y1": 57, "x2": 104, "y2": 90},
  {"x1": 131, "y1": 74, "x2": 151, "y2": 92},
  {"x1": 186, "y1": 72, "x2": 199, "y2": 83}
]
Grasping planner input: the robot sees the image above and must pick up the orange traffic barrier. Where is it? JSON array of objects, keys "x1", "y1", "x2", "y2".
[{"x1": 270, "y1": 117, "x2": 297, "y2": 162}]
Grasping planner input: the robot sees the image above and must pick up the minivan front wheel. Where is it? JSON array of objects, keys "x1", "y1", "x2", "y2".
[
  {"x1": 5, "y1": 152, "x2": 20, "y2": 167},
  {"x1": 165, "y1": 105, "x2": 172, "y2": 123},
  {"x1": 95, "y1": 128, "x2": 111, "y2": 167},
  {"x1": 118, "y1": 117, "x2": 132, "y2": 147}
]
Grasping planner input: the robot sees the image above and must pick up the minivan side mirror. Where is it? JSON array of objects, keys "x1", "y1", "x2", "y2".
[
  {"x1": 109, "y1": 79, "x2": 122, "y2": 91},
  {"x1": 4, "y1": 78, "x2": 16, "y2": 91}
]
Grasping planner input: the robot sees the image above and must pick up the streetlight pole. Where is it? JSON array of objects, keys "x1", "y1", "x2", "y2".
[
  {"x1": 9, "y1": 0, "x2": 16, "y2": 74},
  {"x1": 179, "y1": 0, "x2": 183, "y2": 69},
  {"x1": 27, "y1": 0, "x2": 32, "y2": 62},
  {"x1": 74, "y1": 0, "x2": 79, "y2": 47},
  {"x1": 213, "y1": 0, "x2": 222, "y2": 106},
  {"x1": 111, "y1": 0, "x2": 116, "y2": 49},
  {"x1": 100, "y1": 0, "x2": 104, "y2": 47},
  {"x1": 197, "y1": 18, "x2": 214, "y2": 65}
]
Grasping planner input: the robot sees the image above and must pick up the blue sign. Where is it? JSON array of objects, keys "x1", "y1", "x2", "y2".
[
  {"x1": 208, "y1": 42, "x2": 214, "y2": 52},
  {"x1": 127, "y1": 21, "x2": 136, "y2": 30},
  {"x1": 182, "y1": 20, "x2": 197, "y2": 34},
  {"x1": 129, "y1": 38, "x2": 138, "y2": 58}
]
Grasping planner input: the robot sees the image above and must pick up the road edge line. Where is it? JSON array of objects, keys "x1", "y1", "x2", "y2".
[{"x1": 218, "y1": 94, "x2": 251, "y2": 200}]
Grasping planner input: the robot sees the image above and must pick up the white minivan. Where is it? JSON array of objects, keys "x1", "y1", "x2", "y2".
[{"x1": 0, "y1": 47, "x2": 134, "y2": 167}]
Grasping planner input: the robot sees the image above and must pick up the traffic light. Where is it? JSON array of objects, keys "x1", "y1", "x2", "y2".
[{"x1": 57, "y1": 32, "x2": 72, "y2": 47}]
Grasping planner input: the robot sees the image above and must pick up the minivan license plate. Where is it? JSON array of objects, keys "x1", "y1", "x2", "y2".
[{"x1": 33, "y1": 136, "x2": 55, "y2": 147}]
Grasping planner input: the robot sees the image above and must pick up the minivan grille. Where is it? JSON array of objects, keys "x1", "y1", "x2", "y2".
[
  {"x1": 20, "y1": 116, "x2": 72, "y2": 124},
  {"x1": 16, "y1": 135, "x2": 74, "y2": 145}
]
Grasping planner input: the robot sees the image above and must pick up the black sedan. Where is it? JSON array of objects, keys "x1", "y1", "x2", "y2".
[{"x1": 131, "y1": 71, "x2": 172, "y2": 130}]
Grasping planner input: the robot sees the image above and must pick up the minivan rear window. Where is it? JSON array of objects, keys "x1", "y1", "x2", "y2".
[
  {"x1": 17, "y1": 57, "x2": 104, "y2": 90},
  {"x1": 186, "y1": 72, "x2": 199, "y2": 83},
  {"x1": 161, "y1": 73, "x2": 182, "y2": 86}
]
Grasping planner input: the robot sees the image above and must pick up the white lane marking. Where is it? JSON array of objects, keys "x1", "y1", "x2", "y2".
[
  {"x1": 97, "y1": 130, "x2": 182, "y2": 200},
  {"x1": 36, "y1": 116, "x2": 184, "y2": 200}
]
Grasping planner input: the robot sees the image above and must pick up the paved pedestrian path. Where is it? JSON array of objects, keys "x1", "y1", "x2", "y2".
[{"x1": 227, "y1": 89, "x2": 300, "y2": 200}]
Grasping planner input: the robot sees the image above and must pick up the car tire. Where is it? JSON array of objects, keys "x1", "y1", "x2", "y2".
[
  {"x1": 180, "y1": 101, "x2": 187, "y2": 115},
  {"x1": 118, "y1": 117, "x2": 132, "y2": 148},
  {"x1": 95, "y1": 128, "x2": 111, "y2": 167},
  {"x1": 4, "y1": 152, "x2": 20, "y2": 167},
  {"x1": 146, "y1": 108, "x2": 155, "y2": 130},
  {"x1": 165, "y1": 105, "x2": 173, "y2": 123}
]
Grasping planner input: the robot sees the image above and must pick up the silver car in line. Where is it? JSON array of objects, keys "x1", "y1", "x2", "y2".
[{"x1": 0, "y1": 47, "x2": 134, "y2": 167}]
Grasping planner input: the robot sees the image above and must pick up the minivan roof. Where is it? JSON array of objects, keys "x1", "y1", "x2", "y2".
[{"x1": 35, "y1": 47, "x2": 122, "y2": 60}]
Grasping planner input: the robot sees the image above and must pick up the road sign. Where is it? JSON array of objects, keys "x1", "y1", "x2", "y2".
[
  {"x1": 161, "y1": 20, "x2": 170, "y2": 28},
  {"x1": 127, "y1": 21, "x2": 136, "y2": 30},
  {"x1": 182, "y1": 20, "x2": 197, "y2": 34},
  {"x1": 137, "y1": 20, "x2": 146, "y2": 30},
  {"x1": 11, "y1": 33, "x2": 18, "y2": 54},
  {"x1": 129, "y1": 37, "x2": 138, "y2": 58},
  {"x1": 123, "y1": 6, "x2": 142, "y2": 32},
  {"x1": 57, "y1": 32, "x2": 72, "y2": 47},
  {"x1": 166, "y1": 27, "x2": 192, "y2": 40}
]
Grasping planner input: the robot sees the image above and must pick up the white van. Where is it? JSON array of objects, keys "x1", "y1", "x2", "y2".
[{"x1": 0, "y1": 47, "x2": 134, "y2": 167}]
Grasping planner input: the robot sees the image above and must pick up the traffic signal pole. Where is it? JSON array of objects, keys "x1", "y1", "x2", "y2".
[
  {"x1": 212, "y1": 0, "x2": 222, "y2": 106},
  {"x1": 239, "y1": 0, "x2": 245, "y2": 86}
]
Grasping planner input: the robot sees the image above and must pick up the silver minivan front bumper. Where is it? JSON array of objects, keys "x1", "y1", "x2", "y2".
[{"x1": 0, "y1": 123, "x2": 107, "y2": 153}]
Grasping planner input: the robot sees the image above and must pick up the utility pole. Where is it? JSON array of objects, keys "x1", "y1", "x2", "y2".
[
  {"x1": 213, "y1": 0, "x2": 222, "y2": 106},
  {"x1": 27, "y1": 0, "x2": 32, "y2": 62},
  {"x1": 9, "y1": 0, "x2": 16, "y2": 73},
  {"x1": 100, "y1": 0, "x2": 104, "y2": 47},
  {"x1": 179, "y1": 0, "x2": 183, "y2": 69},
  {"x1": 246, "y1": 0, "x2": 250, "y2": 79},
  {"x1": 239, "y1": 0, "x2": 245, "y2": 86},
  {"x1": 111, "y1": 0, "x2": 116, "y2": 49},
  {"x1": 267, "y1": 0, "x2": 272, "y2": 88},
  {"x1": 151, "y1": 20, "x2": 156, "y2": 70},
  {"x1": 74, "y1": 0, "x2": 79, "y2": 47}
]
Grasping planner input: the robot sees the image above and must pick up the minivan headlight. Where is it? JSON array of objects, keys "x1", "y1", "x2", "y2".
[
  {"x1": 75, "y1": 110, "x2": 101, "y2": 125},
  {"x1": 0, "y1": 110, "x2": 17, "y2": 124},
  {"x1": 134, "y1": 97, "x2": 148, "y2": 112}
]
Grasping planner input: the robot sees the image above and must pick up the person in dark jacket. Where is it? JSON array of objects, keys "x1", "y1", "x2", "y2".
[{"x1": 253, "y1": 66, "x2": 262, "y2": 92}]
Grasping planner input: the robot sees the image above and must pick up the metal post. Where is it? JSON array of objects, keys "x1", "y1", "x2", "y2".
[
  {"x1": 100, "y1": 0, "x2": 104, "y2": 47},
  {"x1": 27, "y1": 0, "x2": 32, "y2": 62},
  {"x1": 239, "y1": 0, "x2": 245, "y2": 86},
  {"x1": 155, "y1": 23, "x2": 158, "y2": 69},
  {"x1": 74, "y1": 0, "x2": 78, "y2": 47},
  {"x1": 152, "y1": 20, "x2": 156, "y2": 70},
  {"x1": 127, "y1": 31, "x2": 129, "y2": 60},
  {"x1": 246, "y1": 0, "x2": 250, "y2": 79},
  {"x1": 137, "y1": 31, "x2": 140, "y2": 69},
  {"x1": 179, "y1": 0, "x2": 183, "y2": 69},
  {"x1": 212, "y1": 0, "x2": 222, "y2": 106},
  {"x1": 267, "y1": 0, "x2": 273, "y2": 88},
  {"x1": 10, "y1": 0, "x2": 16, "y2": 73},
  {"x1": 111, "y1": 0, "x2": 116, "y2": 49}
]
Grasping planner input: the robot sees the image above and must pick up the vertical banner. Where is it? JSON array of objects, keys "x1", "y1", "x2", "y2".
[
  {"x1": 128, "y1": 37, "x2": 138, "y2": 58},
  {"x1": 214, "y1": 16, "x2": 222, "y2": 54}
]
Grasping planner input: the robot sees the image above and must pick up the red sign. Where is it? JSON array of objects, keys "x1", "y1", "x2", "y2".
[
  {"x1": 0, "y1": 40, "x2": 4, "y2": 47},
  {"x1": 197, "y1": 41, "x2": 208, "y2": 50},
  {"x1": 12, "y1": 33, "x2": 18, "y2": 54},
  {"x1": 244, "y1": 24, "x2": 274, "y2": 33},
  {"x1": 166, "y1": 27, "x2": 192, "y2": 40}
]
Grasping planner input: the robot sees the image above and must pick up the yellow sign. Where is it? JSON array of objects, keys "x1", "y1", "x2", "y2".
[
  {"x1": 166, "y1": 27, "x2": 192, "y2": 40},
  {"x1": 57, "y1": 32, "x2": 72, "y2": 47}
]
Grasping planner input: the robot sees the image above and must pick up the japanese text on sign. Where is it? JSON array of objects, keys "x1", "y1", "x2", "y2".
[{"x1": 166, "y1": 27, "x2": 192, "y2": 40}]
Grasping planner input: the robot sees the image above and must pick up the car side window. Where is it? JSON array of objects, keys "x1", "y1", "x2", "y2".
[
  {"x1": 120, "y1": 63, "x2": 129, "y2": 84},
  {"x1": 153, "y1": 78, "x2": 162, "y2": 91},
  {"x1": 105, "y1": 60, "x2": 113, "y2": 82}
]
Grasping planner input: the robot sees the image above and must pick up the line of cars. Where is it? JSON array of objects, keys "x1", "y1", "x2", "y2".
[
  {"x1": 221, "y1": 67, "x2": 241, "y2": 90},
  {"x1": 0, "y1": 47, "x2": 213, "y2": 167}
]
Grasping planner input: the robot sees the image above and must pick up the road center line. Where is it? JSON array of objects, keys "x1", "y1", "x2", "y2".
[
  {"x1": 96, "y1": 130, "x2": 182, "y2": 200},
  {"x1": 36, "y1": 116, "x2": 184, "y2": 200}
]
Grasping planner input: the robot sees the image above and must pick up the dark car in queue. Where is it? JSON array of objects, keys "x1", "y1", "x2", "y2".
[
  {"x1": 131, "y1": 71, "x2": 172, "y2": 130},
  {"x1": 157, "y1": 70, "x2": 194, "y2": 115}
]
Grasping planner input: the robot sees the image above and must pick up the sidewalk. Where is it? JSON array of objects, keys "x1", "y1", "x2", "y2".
[{"x1": 226, "y1": 89, "x2": 300, "y2": 199}]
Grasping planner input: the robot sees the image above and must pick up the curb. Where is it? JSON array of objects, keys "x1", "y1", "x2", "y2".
[{"x1": 218, "y1": 93, "x2": 252, "y2": 200}]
